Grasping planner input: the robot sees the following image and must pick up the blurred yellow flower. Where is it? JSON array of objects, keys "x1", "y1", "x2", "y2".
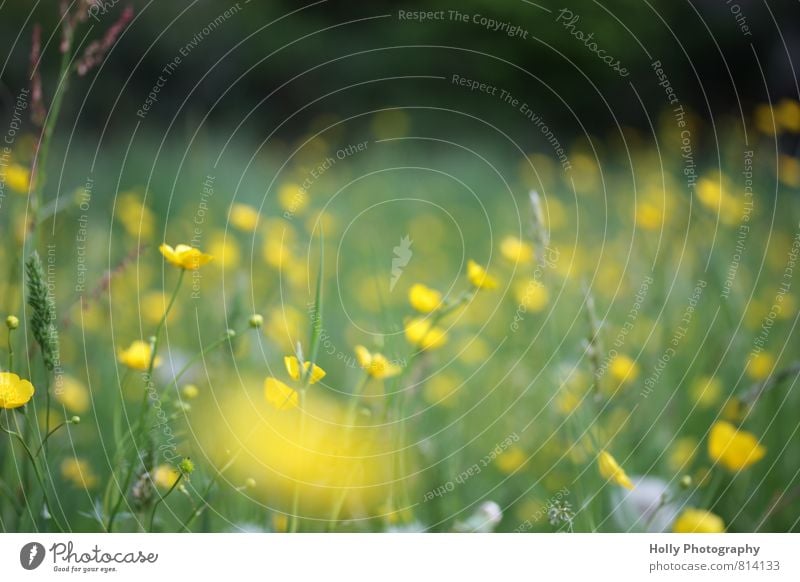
[
  {"x1": 597, "y1": 450, "x2": 634, "y2": 490},
  {"x1": 61, "y1": 458, "x2": 98, "y2": 489},
  {"x1": 708, "y1": 421, "x2": 766, "y2": 471},
  {"x1": 408, "y1": 283, "x2": 442, "y2": 313},
  {"x1": 207, "y1": 234, "x2": 241, "y2": 270},
  {"x1": 775, "y1": 98, "x2": 800, "y2": 132},
  {"x1": 668, "y1": 436, "x2": 698, "y2": 472},
  {"x1": 354, "y1": 346, "x2": 402, "y2": 379},
  {"x1": 264, "y1": 377, "x2": 299, "y2": 410},
  {"x1": 779, "y1": 154, "x2": 800, "y2": 188},
  {"x1": 6, "y1": 164, "x2": 32, "y2": 194},
  {"x1": 635, "y1": 201, "x2": 664, "y2": 231},
  {"x1": 746, "y1": 352, "x2": 774, "y2": 381},
  {"x1": 0, "y1": 372, "x2": 35, "y2": 409},
  {"x1": 159, "y1": 243, "x2": 214, "y2": 270},
  {"x1": 229, "y1": 203, "x2": 259, "y2": 231},
  {"x1": 690, "y1": 376, "x2": 722, "y2": 409},
  {"x1": 721, "y1": 397, "x2": 749, "y2": 424},
  {"x1": 514, "y1": 279, "x2": 549, "y2": 312},
  {"x1": 284, "y1": 356, "x2": 326, "y2": 384},
  {"x1": 500, "y1": 236, "x2": 534, "y2": 263},
  {"x1": 696, "y1": 177, "x2": 740, "y2": 225},
  {"x1": 405, "y1": 317, "x2": 447, "y2": 350},
  {"x1": 116, "y1": 191, "x2": 155, "y2": 239},
  {"x1": 609, "y1": 354, "x2": 640, "y2": 385},
  {"x1": 556, "y1": 389, "x2": 581, "y2": 415},
  {"x1": 467, "y1": 259, "x2": 497, "y2": 289},
  {"x1": 182, "y1": 384, "x2": 199, "y2": 399},
  {"x1": 152, "y1": 464, "x2": 181, "y2": 489},
  {"x1": 672, "y1": 508, "x2": 725, "y2": 533},
  {"x1": 496, "y1": 446, "x2": 527, "y2": 473},
  {"x1": 278, "y1": 183, "x2": 307, "y2": 214},
  {"x1": 118, "y1": 340, "x2": 160, "y2": 371},
  {"x1": 54, "y1": 375, "x2": 90, "y2": 414},
  {"x1": 423, "y1": 372, "x2": 460, "y2": 408},
  {"x1": 141, "y1": 291, "x2": 181, "y2": 326}
]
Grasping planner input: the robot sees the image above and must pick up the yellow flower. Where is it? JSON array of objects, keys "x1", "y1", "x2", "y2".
[
  {"x1": 0, "y1": 372, "x2": 35, "y2": 409},
  {"x1": 776, "y1": 98, "x2": 800, "y2": 132},
  {"x1": 141, "y1": 290, "x2": 181, "y2": 326},
  {"x1": 283, "y1": 356, "x2": 326, "y2": 384},
  {"x1": 229, "y1": 203, "x2": 259, "y2": 231},
  {"x1": 514, "y1": 279, "x2": 549, "y2": 312},
  {"x1": 405, "y1": 317, "x2": 447, "y2": 350},
  {"x1": 721, "y1": 397, "x2": 749, "y2": 424},
  {"x1": 354, "y1": 346, "x2": 402, "y2": 379},
  {"x1": 116, "y1": 191, "x2": 155, "y2": 239},
  {"x1": 779, "y1": 154, "x2": 800, "y2": 188},
  {"x1": 207, "y1": 234, "x2": 241, "y2": 270},
  {"x1": 609, "y1": 354, "x2": 640, "y2": 385},
  {"x1": 152, "y1": 464, "x2": 181, "y2": 489},
  {"x1": 264, "y1": 377, "x2": 299, "y2": 410},
  {"x1": 635, "y1": 201, "x2": 664, "y2": 231},
  {"x1": 672, "y1": 508, "x2": 725, "y2": 533},
  {"x1": 408, "y1": 283, "x2": 442, "y2": 313},
  {"x1": 597, "y1": 450, "x2": 634, "y2": 490},
  {"x1": 159, "y1": 243, "x2": 214, "y2": 270},
  {"x1": 182, "y1": 384, "x2": 199, "y2": 399},
  {"x1": 708, "y1": 421, "x2": 766, "y2": 471},
  {"x1": 746, "y1": 352, "x2": 774, "y2": 381},
  {"x1": 495, "y1": 446, "x2": 527, "y2": 473},
  {"x1": 467, "y1": 259, "x2": 497, "y2": 289},
  {"x1": 118, "y1": 340, "x2": 160, "y2": 371},
  {"x1": 61, "y1": 458, "x2": 98, "y2": 489},
  {"x1": 500, "y1": 236, "x2": 534, "y2": 263},
  {"x1": 54, "y1": 376, "x2": 90, "y2": 414},
  {"x1": 668, "y1": 436, "x2": 698, "y2": 472},
  {"x1": 6, "y1": 164, "x2": 32, "y2": 194},
  {"x1": 278, "y1": 183, "x2": 308, "y2": 215},
  {"x1": 690, "y1": 376, "x2": 722, "y2": 409}
]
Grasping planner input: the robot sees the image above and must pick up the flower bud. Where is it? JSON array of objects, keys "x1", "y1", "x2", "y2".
[
  {"x1": 249, "y1": 314, "x2": 264, "y2": 329},
  {"x1": 5, "y1": 315, "x2": 19, "y2": 330}
]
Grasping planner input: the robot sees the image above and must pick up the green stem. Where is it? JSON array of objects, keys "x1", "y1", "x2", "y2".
[
  {"x1": 148, "y1": 473, "x2": 183, "y2": 532},
  {"x1": 0, "y1": 421, "x2": 64, "y2": 532},
  {"x1": 6, "y1": 327, "x2": 13, "y2": 372},
  {"x1": 34, "y1": 418, "x2": 75, "y2": 457},
  {"x1": 180, "y1": 454, "x2": 238, "y2": 532},
  {"x1": 289, "y1": 388, "x2": 308, "y2": 533}
]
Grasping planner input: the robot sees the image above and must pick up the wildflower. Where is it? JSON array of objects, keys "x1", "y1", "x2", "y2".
[
  {"x1": 597, "y1": 450, "x2": 634, "y2": 490},
  {"x1": 609, "y1": 354, "x2": 640, "y2": 385},
  {"x1": 159, "y1": 243, "x2": 214, "y2": 270},
  {"x1": 635, "y1": 201, "x2": 664, "y2": 231},
  {"x1": 690, "y1": 376, "x2": 722, "y2": 409},
  {"x1": 61, "y1": 458, "x2": 98, "y2": 489},
  {"x1": 514, "y1": 279, "x2": 549, "y2": 312},
  {"x1": 708, "y1": 421, "x2": 766, "y2": 471},
  {"x1": 6, "y1": 164, "x2": 32, "y2": 194},
  {"x1": 283, "y1": 356, "x2": 326, "y2": 384},
  {"x1": 264, "y1": 377, "x2": 299, "y2": 410},
  {"x1": 152, "y1": 464, "x2": 181, "y2": 489},
  {"x1": 141, "y1": 290, "x2": 181, "y2": 326},
  {"x1": 181, "y1": 384, "x2": 199, "y2": 399},
  {"x1": 116, "y1": 191, "x2": 155, "y2": 239},
  {"x1": 408, "y1": 284, "x2": 443, "y2": 313},
  {"x1": 278, "y1": 183, "x2": 307, "y2": 214},
  {"x1": 668, "y1": 436, "x2": 698, "y2": 472},
  {"x1": 466, "y1": 259, "x2": 497, "y2": 289},
  {"x1": 746, "y1": 352, "x2": 774, "y2": 381},
  {"x1": 500, "y1": 236, "x2": 534, "y2": 263},
  {"x1": 672, "y1": 508, "x2": 725, "y2": 533},
  {"x1": 495, "y1": 446, "x2": 528, "y2": 473},
  {"x1": 228, "y1": 203, "x2": 259, "y2": 231},
  {"x1": 0, "y1": 373, "x2": 35, "y2": 409},
  {"x1": 775, "y1": 98, "x2": 800, "y2": 132},
  {"x1": 405, "y1": 317, "x2": 447, "y2": 350},
  {"x1": 354, "y1": 346, "x2": 402, "y2": 379},
  {"x1": 118, "y1": 340, "x2": 161, "y2": 371},
  {"x1": 5, "y1": 315, "x2": 19, "y2": 329},
  {"x1": 207, "y1": 233, "x2": 241, "y2": 270},
  {"x1": 54, "y1": 376, "x2": 90, "y2": 414},
  {"x1": 423, "y1": 373, "x2": 460, "y2": 407},
  {"x1": 721, "y1": 397, "x2": 749, "y2": 423}
]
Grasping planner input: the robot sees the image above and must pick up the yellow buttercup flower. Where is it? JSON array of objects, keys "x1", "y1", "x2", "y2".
[
  {"x1": 152, "y1": 464, "x2": 181, "y2": 489},
  {"x1": 690, "y1": 376, "x2": 722, "y2": 409},
  {"x1": 54, "y1": 375, "x2": 90, "y2": 414},
  {"x1": 495, "y1": 446, "x2": 528, "y2": 474},
  {"x1": 746, "y1": 352, "x2": 774, "y2": 381},
  {"x1": 668, "y1": 436, "x2": 699, "y2": 472},
  {"x1": 467, "y1": 259, "x2": 497, "y2": 289},
  {"x1": 159, "y1": 243, "x2": 214, "y2": 270},
  {"x1": 635, "y1": 201, "x2": 664, "y2": 231},
  {"x1": 283, "y1": 356, "x2": 326, "y2": 384},
  {"x1": 500, "y1": 236, "x2": 534, "y2": 263},
  {"x1": 708, "y1": 421, "x2": 766, "y2": 471},
  {"x1": 354, "y1": 346, "x2": 402, "y2": 379},
  {"x1": 229, "y1": 203, "x2": 259, "y2": 232},
  {"x1": 6, "y1": 164, "x2": 32, "y2": 194},
  {"x1": 672, "y1": 508, "x2": 725, "y2": 533},
  {"x1": 597, "y1": 450, "x2": 634, "y2": 490},
  {"x1": 609, "y1": 354, "x2": 640, "y2": 385},
  {"x1": 118, "y1": 340, "x2": 160, "y2": 371},
  {"x1": 408, "y1": 283, "x2": 443, "y2": 313},
  {"x1": 61, "y1": 457, "x2": 98, "y2": 489},
  {"x1": 0, "y1": 372, "x2": 35, "y2": 409},
  {"x1": 264, "y1": 377, "x2": 299, "y2": 410},
  {"x1": 405, "y1": 317, "x2": 448, "y2": 350}
]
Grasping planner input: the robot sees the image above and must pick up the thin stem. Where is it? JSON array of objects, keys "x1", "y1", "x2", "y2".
[
  {"x1": 0, "y1": 422, "x2": 64, "y2": 532},
  {"x1": 289, "y1": 388, "x2": 308, "y2": 533},
  {"x1": 34, "y1": 418, "x2": 75, "y2": 457},
  {"x1": 180, "y1": 454, "x2": 238, "y2": 532},
  {"x1": 148, "y1": 473, "x2": 183, "y2": 532},
  {"x1": 6, "y1": 327, "x2": 13, "y2": 371}
]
